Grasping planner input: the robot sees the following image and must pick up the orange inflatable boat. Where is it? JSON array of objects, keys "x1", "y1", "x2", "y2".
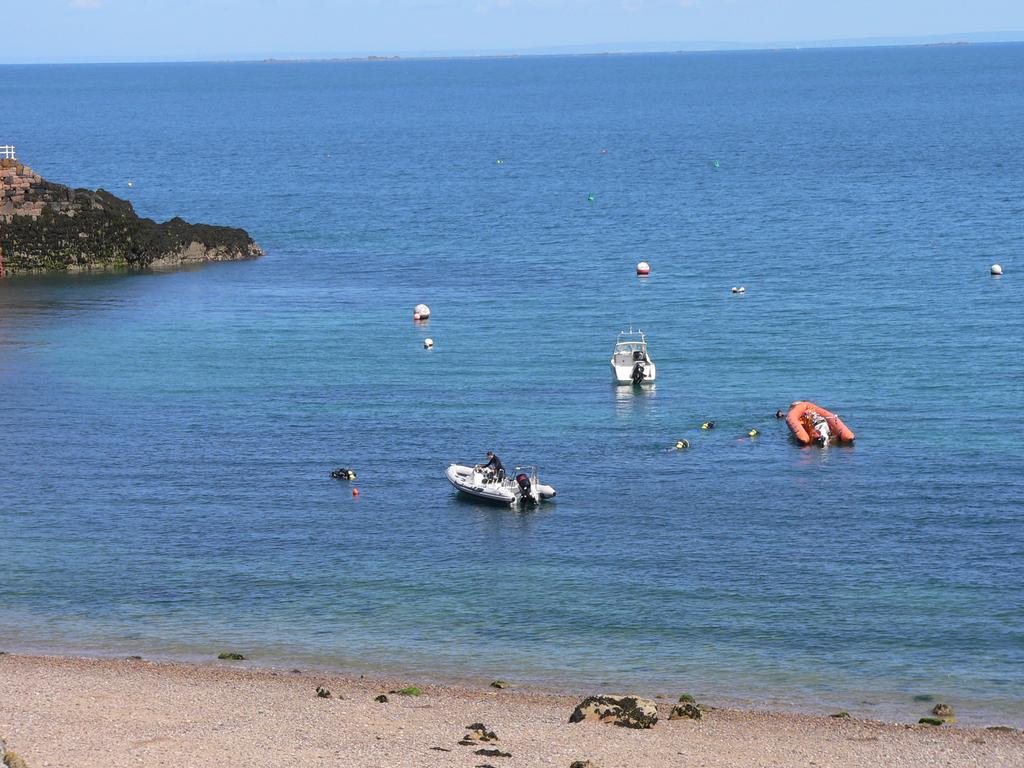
[{"x1": 786, "y1": 401, "x2": 855, "y2": 446}]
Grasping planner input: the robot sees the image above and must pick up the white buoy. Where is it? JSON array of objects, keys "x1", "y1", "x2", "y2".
[
  {"x1": 636, "y1": 261, "x2": 650, "y2": 276},
  {"x1": 127, "y1": 181, "x2": 133, "y2": 187},
  {"x1": 731, "y1": 287, "x2": 738, "y2": 293},
  {"x1": 423, "y1": 338, "x2": 434, "y2": 349},
  {"x1": 414, "y1": 303, "x2": 431, "y2": 320},
  {"x1": 738, "y1": 286, "x2": 746, "y2": 293},
  {"x1": 991, "y1": 264, "x2": 1003, "y2": 276}
]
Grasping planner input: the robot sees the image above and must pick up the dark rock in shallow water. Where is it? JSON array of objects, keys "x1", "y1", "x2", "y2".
[
  {"x1": 0, "y1": 158, "x2": 262, "y2": 274},
  {"x1": 931, "y1": 703, "x2": 955, "y2": 719},
  {"x1": 217, "y1": 652, "x2": 245, "y2": 661},
  {"x1": 918, "y1": 717, "x2": 945, "y2": 726}
]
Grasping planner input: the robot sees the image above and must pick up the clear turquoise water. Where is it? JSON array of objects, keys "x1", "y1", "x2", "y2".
[{"x1": 1, "y1": 46, "x2": 1022, "y2": 725}]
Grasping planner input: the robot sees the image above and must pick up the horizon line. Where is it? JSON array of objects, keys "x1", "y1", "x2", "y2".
[{"x1": 1, "y1": 31, "x2": 1023, "y2": 67}]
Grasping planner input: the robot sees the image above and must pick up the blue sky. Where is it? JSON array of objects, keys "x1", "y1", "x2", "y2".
[{"x1": 3, "y1": 0, "x2": 1024, "y2": 64}]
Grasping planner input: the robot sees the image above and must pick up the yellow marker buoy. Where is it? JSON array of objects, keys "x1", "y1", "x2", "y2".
[
  {"x1": 748, "y1": 429, "x2": 759, "y2": 438},
  {"x1": 675, "y1": 439, "x2": 689, "y2": 450},
  {"x1": 701, "y1": 421, "x2": 715, "y2": 430}
]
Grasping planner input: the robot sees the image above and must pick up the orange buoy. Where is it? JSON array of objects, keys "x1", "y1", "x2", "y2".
[
  {"x1": 352, "y1": 488, "x2": 359, "y2": 497},
  {"x1": 786, "y1": 401, "x2": 855, "y2": 446},
  {"x1": 636, "y1": 261, "x2": 650, "y2": 276}
]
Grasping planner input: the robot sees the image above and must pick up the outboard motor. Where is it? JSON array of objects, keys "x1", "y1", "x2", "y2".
[
  {"x1": 515, "y1": 472, "x2": 534, "y2": 502},
  {"x1": 631, "y1": 362, "x2": 646, "y2": 385}
]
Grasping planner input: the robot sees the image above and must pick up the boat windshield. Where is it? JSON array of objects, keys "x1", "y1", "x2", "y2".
[{"x1": 613, "y1": 341, "x2": 646, "y2": 353}]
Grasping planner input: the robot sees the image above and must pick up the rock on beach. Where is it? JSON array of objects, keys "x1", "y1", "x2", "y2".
[{"x1": 568, "y1": 695, "x2": 659, "y2": 729}]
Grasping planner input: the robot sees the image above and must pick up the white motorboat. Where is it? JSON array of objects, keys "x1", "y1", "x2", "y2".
[
  {"x1": 610, "y1": 328, "x2": 656, "y2": 385},
  {"x1": 445, "y1": 463, "x2": 556, "y2": 506}
]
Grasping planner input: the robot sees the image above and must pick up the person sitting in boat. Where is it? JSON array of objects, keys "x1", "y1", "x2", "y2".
[
  {"x1": 477, "y1": 451, "x2": 505, "y2": 481},
  {"x1": 807, "y1": 412, "x2": 831, "y2": 445}
]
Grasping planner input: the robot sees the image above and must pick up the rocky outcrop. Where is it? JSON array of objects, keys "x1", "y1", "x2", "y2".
[
  {"x1": 568, "y1": 695, "x2": 659, "y2": 729},
  {"x1": 0, "y1": 158, "x2": 262, "y2": 274}
]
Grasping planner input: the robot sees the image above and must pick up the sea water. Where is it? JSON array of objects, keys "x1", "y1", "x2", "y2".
[{"x1": 1, "y1": 45, "x2": 1022, "y2": 725}]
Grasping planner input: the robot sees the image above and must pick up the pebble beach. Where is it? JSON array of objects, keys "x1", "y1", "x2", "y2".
[{"x1": 1, "y1": 654, "x2": 1021, "y2": 768}]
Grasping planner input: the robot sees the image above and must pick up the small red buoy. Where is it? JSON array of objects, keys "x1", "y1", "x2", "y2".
[
  {"x1": 352, "y1": 488, "x2": 359, "y2": 497},
  {"x1": 636, "y1": 261, "x2": 650, "y2": 276}
]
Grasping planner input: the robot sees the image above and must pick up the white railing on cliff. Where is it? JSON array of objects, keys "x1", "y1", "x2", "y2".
[{"x1": 0, "y1": 145, "x2": 15, "y2": 160}]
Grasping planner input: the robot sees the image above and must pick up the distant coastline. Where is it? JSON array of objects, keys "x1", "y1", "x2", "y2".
[
  {"x1": 255, "y1": 40, "x2": 981, "y2": 66},
  {"x1": 1, "y1": 32, "x2": 1022, "y2": 67}
]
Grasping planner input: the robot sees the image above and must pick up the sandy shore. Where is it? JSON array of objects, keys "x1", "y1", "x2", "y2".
[{"x1": 0, "y1": 654, "x2": 1020, "y2": 768}]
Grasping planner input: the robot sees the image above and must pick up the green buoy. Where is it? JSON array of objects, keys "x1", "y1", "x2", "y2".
[{"x1": 587, "y1": 193, "x2": 595, "y2": 202}]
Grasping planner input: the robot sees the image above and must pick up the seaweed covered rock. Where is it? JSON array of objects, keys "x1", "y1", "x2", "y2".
[
  {"x1": 1, "y1": 736, "x2": 30, "y2": 768},
  {"x1": 0, "y1": 159, "x2": 262, "y2": 274},
  {"x1": 462, "y1": 723, "x2": 499, "y2": 743},
  {"x1": 568, "y1": 695, "x2": 659, "y2": 729},
  {"x1": 669, "y1": 702, "x2": 702, "y2": 720}
]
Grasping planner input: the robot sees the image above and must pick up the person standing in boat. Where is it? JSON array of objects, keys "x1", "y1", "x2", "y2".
[{"x1": 478, "y1": 451, "x2": 505, "y2": 481}]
